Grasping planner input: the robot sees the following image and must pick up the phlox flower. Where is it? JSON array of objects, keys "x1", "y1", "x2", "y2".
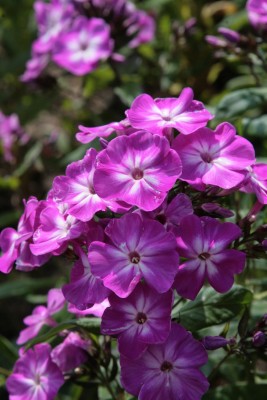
[
  {"x1": 62, "y1": 245, "x2": 110, "y2": 310},
  {"x1": 30, "y1": 201, "x2": 86, "y2": 256},
  {"x1": 101, "y1": 283, "x2": 173, "y2": 359},
  {"x1": 76, "y1": 118, "x2": 137, "y2": 144},
  {"x1": 173, "y1": 122, "x2": 255, "y2": 190},
  {"x1": 0, "y1": 197, "x2": 49, "y2": 274},
  {"x1": 139, "y1": 193, "x2": 193, "y2": 231},
  {"x1": 53, "y1": 148, "x2": 107, "y2": 221},
  {"x1": 120, "y1": 323, "x2": 209, "y2": 400},
  {"x1": 52, "y1": 17, "x2": 113, "y2": 75},
  {"x1": 6, "y1": 343, "x2": 64, "y2": 400},
  {"x1": 93, "y1": 131, "x2": 182, "y2": 211},
  {"x1": 89, "y1": 213, "x2": 179, "y2": 297},
  {"x1": 126, "y1": 87, "x2": 213, "y2": 136},
  {"x1": 51, "y1": 332, "x2": 90, "y2": 372},
  {"x1": 33, "y1": 0, "x2": 74, "y2": 54},
  {"x1": 240, "y1": 163, "x2": 267, "y2": 204},
  {"x1": 68, "y1": 298, "x2": 110, "y2": 317},
  {"x1": 174, "y1": 214, "x2": 246, "y2": 300},
  {"x1": 17, "y1": 288, "x2": 65, "y2": 345},
  {"x1": 246, "y1": 0, "x2": 267, "y2": 30},
  {"x1": 21, "y1": 52, "x2": 49, "y2": 82},
  {"x1": 0, "y1": 111, "x2": 28, "y2": 162}
]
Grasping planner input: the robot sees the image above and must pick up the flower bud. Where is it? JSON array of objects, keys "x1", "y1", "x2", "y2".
[
  {"x1": 202, "y1": 336, "x2": 235, "y2": 350},
  {"x1": 218, "y1": 27, "x2": 241, "y2": 43},
  {"x1": 252, "y1": 331, "x2": 266, "y2": 348}
]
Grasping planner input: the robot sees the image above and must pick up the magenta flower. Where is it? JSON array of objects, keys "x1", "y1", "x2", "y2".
[
  {"x1": 89, "y1": 213, "x2": 179, "y2": 297},
  {"x1": 51, "y1": 332, "x2": 90, "y2": 372},
  {"x1": 76, "y1": 118, "x2": 137, "y2": 144},
  {"x1": 174, "y1": 214, "x2": 246, "y2": 300},
  {"x1": 240, "y1": 163, "x2": 267, "y2": 204},
  {"x1": 62, "y1": 246, "x2": 110, "y2": 310},
  {"x1": 30, "y1": 201, "x2": 86, "y2": 256},
  {"x1": 33, "y1": 0, "x2": 74, "y2": 54},
  {"x1": 101, "y1": 283, "x2": 173, "y2": 359},
  {"x1": 246, "y1": 0, "x2": 267, "y2": 30},
  {"x1": 68, "y1": 298, "x2": 110, "y2": 317},
  {"x1": 6, "y1": 343, "x2": 64, "y2": 400},
  {"x1": 52, "y1": 17, "x2": 113, "y2": 75},
  {"x1": 0, "y1": 197, "x2": 49, "y2": 274},
  {"x1": 173, "y1": 122, "x2": 255, "y2": 190},
  {"x1": 139, "y1": 193, "x2": 193, "y2": 231},
  {"x1": 0, "y1": 111, "x2": 28, "y2": 162},
  {"x1": 17, "y1": 288, "x2": 65, "y2": 345},
  {"x1": 53, "y1": 148, "x2": 108, "y2": 221},
  {"x1": 21, "y1": 52, "x2": 49, "y2": 82},
  {"x1": 93, "y1": 131, "x2": 182, "y2": 211},
  {"x1": 126, "y1": 88, "x2": 213, "y2": 136},
  {"x1": 120, "y1": 323, "x2": 209, "y2": 400}
]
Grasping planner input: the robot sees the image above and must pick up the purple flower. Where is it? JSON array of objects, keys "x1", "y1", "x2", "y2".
[
  {"x1": 21, "y1": 52, "x2": 49, "y2": 82},
  {"x1": 52, "y1": 17, "x2": 113, "y2": 75},
  {"x1": 0, "y1": 111, "x2": 28, "y2": 162},
  {"x1": 126, "y1": 88, "x2": 213, "y2": 136},
  {"x1": 17, "y1": 288, "x2": 65, "y2": 345},
  {"x1": 139, "y1": 193, "x2": 193, "y2": 231},
  {"x1": 33, "y1": 0, "x2": 74, "y2": 54},
  {"x1": 173, "y1": 122, "x2": 255, "y2": 190},
  {"x1": 89, "y1": 213, "x2": 179, "y2": 297},
  {"x1": 0, "y1": 197, "x2": 49, "y2": 274},
  {"x1": 52, "y1": 148, "x2": 107, "y2": 221},
  {"x1": 240, "y1": 163, "x2": 267, "y2": 204},
  {"x1": 62, "y1": 245, "x2": 110, "y2": 310},
  {"x1": 174, "y1": 214, "x2": 246, "y2": 300},
  {"x1": 246, "y1": 0, "x2": 267, "y2": 30},
  {"x1": 76, "y1": 118, "x2": 137, "y2": 144},
  {"x1": 68, "y1": 298, "x2": 110, "y2": 317},
  {"x1": 126, "y1": 9, "x2": 155, "y2": 48},
  {"x1": 120, "y1": 323, "x2": 209, "y2": 400},
  {"x1": 93, "y1": 131, "x2": 182, "y2": 211},
  {"x1": 217, "y1": 27, "x2": 241, "y2": 43},
  {"x1": 51, "y1": 332, "x2": 90, "y2": 372},
  {"x1": 6, "y1": 343, "x2": 64, "y2": 400},
  {"x1": 101, "y1": 283, "x2": 173, "y2": 359},
  {"x1": 30, "y1": 201, "x2": 86, "y2": 256}
]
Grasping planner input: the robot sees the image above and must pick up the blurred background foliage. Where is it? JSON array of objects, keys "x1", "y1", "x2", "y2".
[{"x1": 0, "y1": 0, "x2": 267, "y2": 398}]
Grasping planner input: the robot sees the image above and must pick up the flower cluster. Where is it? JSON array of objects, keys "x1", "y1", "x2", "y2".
[
  {"x1": 2, "y1": 87, "x2": 267, "y2": 399},
  {"x1": 0, "y1": 111, "x2": 28, "y2": 163},
  {"x1": 22, "y1": 0, "x2": 155, "y2": 80}
]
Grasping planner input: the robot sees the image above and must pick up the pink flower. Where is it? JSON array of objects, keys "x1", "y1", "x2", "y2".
[
  {"x1": 93, "y1": 131, "x2": 182, "y2": 211},
  {"x1": 0, "y1": 111, "x2": 28, "y2": 162},
  {"x1": 174, "y1": 214, "x2": 246, "y2": 300},
  {"x1": 0, "y1": 197, "x2": 49, "y2": 274},
  {"x1": 120, "y1": 323, "x2": 209, "y2": 400},
  {"x1": 21, "y1": 52, "x2": 49, "y2": 82},
  {"x1": 246, "y1": 0, "x2": 267, "y2": 30},
  {"x1": 68, "y1": 298, "x2": 110, "y2": 317},
  {"x1": 240, "y1": 163, "x2": 267, "y2": 204},
  {"x1": 53, "y1": 148, "x2": 108, "y2": 221},
  {"x1": 76, "y1": 118, "x2": 137, "y2": 144},
  {"x1": 173, "y1": 122, "x2": 255, "y2": 190},
  {"x1": 126, "y1": 88, "x2": 213, "y2": 136},
  {"x1": 6, "y1": 343, "x2": 64, "y2": 400},
  {"x1": 89, "y1": 213, "x2": 179, "y2": 297},
  {"x1": 52, "y1": 17, "x2": 113, "y2": 75},
  {"x1": 30, "y1": 201, "x2": 86, "y2": 256},
  {"x1": 33, "y1": 0, "x2": 74, "y2": 54},
  {"x1": 51, "y1": 332, "x2": 90, "y2": 372},
  {"x1": 101, "y1": 283, "x2": 173, "y2": 359},
  {"x1": 17, "y1": 288, "x2": 65, "y2": 345}
]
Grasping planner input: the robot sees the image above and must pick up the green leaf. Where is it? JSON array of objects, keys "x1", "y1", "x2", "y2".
[
  {"x1": 242, "y1": 115, "x2": 267, "y2": 137},
  {"x1": 215, "y1": 88, "x2": 267, "y2": 119},
  {"x1": 0, "y1": 278, "x2": 54, "y2": 300},
  {"x1": 25, "y1": 321, "x2": 77, "y2": 350},
  {"x1": 76, "y1": 317, "x2": 101, "y2": 334},
  {"x1": 203, "y1": 383, "x2": 267, "y2": 400},
  {"x1": 177, "y1": 286, "x2": 253, "y2": 331},
  {"x1": 0, "y1": 335, "x2": 17, "y2": 367}
]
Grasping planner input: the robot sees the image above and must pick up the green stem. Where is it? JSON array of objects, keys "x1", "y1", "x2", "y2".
[
  {"x1": 0, "y1": 367, "x2": 11, "y2": 376},
  {"x1": 208, "y1": 352, "x2": 232, "y2": 383}
]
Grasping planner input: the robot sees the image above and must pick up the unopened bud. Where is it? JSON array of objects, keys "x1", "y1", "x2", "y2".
[
  {"x1": 252, "y1": 331, "x2": 266, "y2": 348},
  {"x1": 218, "y1": 27, "x2": 241, "y2": 43},
  {"x1": 202, "y1": 335, "x2": 236, "y2": 350}
]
